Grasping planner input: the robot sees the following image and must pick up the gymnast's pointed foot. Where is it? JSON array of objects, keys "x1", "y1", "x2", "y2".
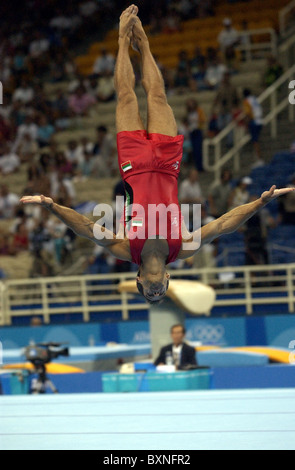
[
  {"x1": 119, "y1": 5, "x2": 139, "y2": 41},
  {"x1": 131, "y1": 15, "x2": 148, "y2": 53}
]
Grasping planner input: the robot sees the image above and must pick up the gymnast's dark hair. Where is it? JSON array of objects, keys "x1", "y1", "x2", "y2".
[{"x1": 136, "y1": 270, "x2": 168, "y2": 304}]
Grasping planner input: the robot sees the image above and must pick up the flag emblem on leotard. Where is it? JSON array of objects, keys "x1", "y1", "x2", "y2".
[
  {"x1": 132, "y1": 218, "x2": 143, "y2": 227},
  {"x1": 121, "y1": 161, "x2": 132, "y2": 172}
]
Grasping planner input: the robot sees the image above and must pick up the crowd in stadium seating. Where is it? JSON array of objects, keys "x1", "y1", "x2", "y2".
[{"x1": 0, "y1": 0, "x2": 292, "y2": 279}]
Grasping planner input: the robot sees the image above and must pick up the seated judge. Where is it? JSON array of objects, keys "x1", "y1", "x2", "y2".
[{"x1": 154, "y1": 324, "x2": 198, "y2": 370}]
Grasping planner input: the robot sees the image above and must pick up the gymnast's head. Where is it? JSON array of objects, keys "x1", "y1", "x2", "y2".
[{"x1": 136, "y1": 268, "x2": 170, "y2": 304}]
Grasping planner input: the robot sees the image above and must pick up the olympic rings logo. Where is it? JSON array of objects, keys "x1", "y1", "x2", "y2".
[
  {"x1": 132, "y1": 331, "x2": 150, "y2": 343},
  {"x1": 190, "y1": 324, "x2": 225, "y2": 344}
]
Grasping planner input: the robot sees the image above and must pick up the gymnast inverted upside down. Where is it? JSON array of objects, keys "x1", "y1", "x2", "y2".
[{"x1": 20, "y1": 5, "x2": 295, "y2": 303}]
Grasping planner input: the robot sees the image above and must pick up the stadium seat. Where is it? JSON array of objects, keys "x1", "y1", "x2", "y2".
[
  {"x1": 271, "y1": 152, "x2": 295, "y2": 164},
  {"x1": 217, "y1": 231, "x2": 245, "y2": 246},
  {"x1": 217, "y1": 250, "x2": 246, "y2": 268},
  {"x1": 268, "y1": 225, "x2": 295, "y2": 243}
]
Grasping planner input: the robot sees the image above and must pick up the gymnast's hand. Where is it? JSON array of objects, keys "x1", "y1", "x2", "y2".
[
  {"x1": 261, "y1": 185, "x2": 295, "y2": 204},
  {"x1": 20, "y1": 194, "x2": 54, "y2": 208}
]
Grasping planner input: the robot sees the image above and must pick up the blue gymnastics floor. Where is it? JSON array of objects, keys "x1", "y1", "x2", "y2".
[{"x1": 1, "y1": 388, "x2": 295, "y2": 450}]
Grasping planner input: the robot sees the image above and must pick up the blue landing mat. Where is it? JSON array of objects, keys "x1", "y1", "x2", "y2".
[{"x1": 1, "y1": 388, "x2": 295, "y2": 450}]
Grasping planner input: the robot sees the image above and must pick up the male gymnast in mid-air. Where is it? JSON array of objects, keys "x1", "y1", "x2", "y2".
[{"x1": 21, "y1": 5, "x2": 295, "y2": 302}]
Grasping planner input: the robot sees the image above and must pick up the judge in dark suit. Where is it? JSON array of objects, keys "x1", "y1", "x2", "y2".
[{"x1": 154, "y1": 324, "x2": 198, "y2": 370}]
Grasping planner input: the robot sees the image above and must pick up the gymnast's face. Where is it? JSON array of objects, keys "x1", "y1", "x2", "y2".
[{"x1": 136, "y1": 271, "x2": 170, "y2": 302}]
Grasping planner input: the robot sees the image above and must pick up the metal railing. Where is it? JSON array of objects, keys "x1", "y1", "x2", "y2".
[
  {"x1": 235, "y1": 28, "x2": 277, "y2": 61},
  {"x1": 0, "y1": 263, "x2": 294, "y2": 325},
  {"x1": 278, "y1": 32, "x2": 295, "y2": 70},
  {"x1": 0, "y1": 282, "x2": 6, "y2": 326},
  {"x1": 203, "y1": 63, "x2": 295, "y2": 183},
  {"x1": 279, "y1": 0, "x2": 295, "y2": 37}
]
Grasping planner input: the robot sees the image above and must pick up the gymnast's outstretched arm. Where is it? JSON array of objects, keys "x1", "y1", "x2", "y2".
[
  {"x1": 20, "y1": 195, "x2": 132, "y2": 260},
  {"x1": 178, "y1": 185, "x2": 295, "y2": 259}
]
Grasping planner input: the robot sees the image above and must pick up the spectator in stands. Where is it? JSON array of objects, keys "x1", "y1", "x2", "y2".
[
  {"x1": 179, "y1": 168, "x2": 203, "y2": 231},
  {"x1": 12, "y1": 47, "x2": 30, "y2": 80},
  {"x1": 79, "y1": 0, "x2": 98, "y2": 18},
  {"x1": 12, "y1": 221, "x2": 29, "y2": 253},
  {"x1": 84, "y1": 245, "x2": 114, "y2": 275},
  {"x1": 9, "y1": 207, "x2": 35, "y2": 235},
  {"x1": 184, "y1": 203, "x2": 217, "y2": 273},
  {"x1": 52, "y1": 170, "x2": 76, "y2": 207},
  {"x1": 26, "y1": 162, "x2": 51, "y2": 197},
  {"x1": 30, "y1": 317, "x2": 43, "y2": 327},
  {"x1": 12, "y1": 79, "x2": 34, "y2": 105},
  {"x1": 85, "y1": 76, "x2": 99, "y2": 98},
  {"x1": 179, "y1": 168, "x2": 203, "y2": 205},
  {"x1": 204, "y1": 56, "x2": 227, "y2": 90},
  {"x1": 154, "y1": 324, "x2": 197, "y2": 370},
  {"x1": 0, "y1": 184, "x2": 20, "y2": 219},
  {"x1": 231, "y1": 96, "x2": 245, "y2": 128},
  {"x1": 50, "y1": 219, "x2": 72, "y2": 266},
  {"x1": 161, "y1": 8, "x2": 182, "y2": 34},
  {"x1": 37, "y1": 115, "x2": 55, "y2": 148},
  {"x1": 185, "y1": 98, "x2": 206, "y2": 171},
  {"x1": 14, "y1": 114, "x2": 38, "y2": 151},
  {"x1": 51, "y1": 89, "x2": 71, "y2": 130},
  {"x1": 96, "y1": 71, "x2": 116, "y2": 103},
  {"x1": 208, "y1": 168, "x2": 233, "y2": 218},
  {"x1": 278, "y1": 174, "x2": 295, "y2": 225},
  {"x1": 65, "y1": 139, "x2": 84, "y2": 167},
  {"x1": 76, "y1": 150, "x2": 96, "y2": 179},
  {"x1": 228, "y1": 177, "x2": 252, "y2": 210},
  {"x1": 0, "y1": 143, "x2": 20, "y2": 175},
  {"x1": 50, "y1": 52, "x2": 67, "y2": 83},
  {"x1": 177, "y1": 50, "x2": 191, "y2": 75},
  {"x1": 29, "y1": 217, "x2": 56, "y2": 275},
  {"x1": 0, "y1": 95, "x2": 12, "y2": 122},
  {"x1": 49, "y1": 8, "x2": 75, "y2": 32},
  {"x1": 178, "y1": 117, "x2": 192, "y2": 165},
  {"x1": 190, "y1": 47, "x2": 206, "y2": 90},
  {"x1": 39, "y1": 152, "x2": 51, "y2": 174},
  {"x1": 64, "y1": 53, "x2": 78, "y2": 81},
  {"x1": 206, "y1": 46, "x2": 217, "y2": 64},
  {"x1": 211, "y1": 70, "x2": 239, "y2": 146},
  {"x1": 30, "y1": 249, "x2": 55, "y2": 277},
  {"x1": 68, "y1": 84, "x2": 96, "y2": 116},
  {"x1": 177, "y1": 0, "x2": 195, "y2": 20},
  {"x1": 243, "y1": 88, "x2": 264, "y2": 166},
  {"x1": 32, "y1": 83, "x2": 52, "y2": 117},
  {"x1": 0, "y1": 56, "x2": 14, "y2": 94},
  {"x1": 9, "y1": 99, "x2": 26, "y2": 129},
  {"x1": 54, "y1": 151, "x2": 73, "y2": 177},
  {"x1": 198, "y1": 0, "x2": 215, "y2": 18},
  {"x1": 239, "y1": 20, "x2": 251, "y2": 62},
  {"x1": 16, "y1": 132, "x2": 39, "y2": 163},
  {"x1": 174, "y1": 50, "x2": 196, "y2": 93},
  {"x1": 78, "y1": 135, "x2": 94, "y2": 156},
  {"x1": 263, "y1": 55, "x2": 283, "y2": 88},
  {"x1": 93, "y1": 48, "x2": 115, "y2": 77},
  {"x1": 174, "y1": 68, "x2": 193, "y2": 94},
  {"x1": 92, "y1": 125, "x2": 117, "y2": 177},
  {"x1": 0, "y1": 114, "x2": 12, "y2": 144},
  {"x1": 244, "y1": 194, "x2": 275, "y2": 266},
  {"x1": 29, "y1": 31, "x2": 50, "y2": 76},
  {"x1": 218, "y1": 18, "x2": 239, "y2": 71},
  {"x1": 0, "y1": 233, "x2": 14, "y2": 256}
]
